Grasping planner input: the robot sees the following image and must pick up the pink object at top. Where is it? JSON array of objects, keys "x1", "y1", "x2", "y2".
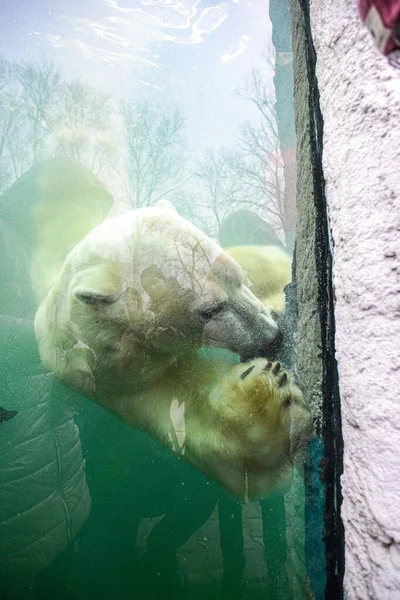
[{"x1": 359, "y1": 0, "x2": 400, "y2": 55}]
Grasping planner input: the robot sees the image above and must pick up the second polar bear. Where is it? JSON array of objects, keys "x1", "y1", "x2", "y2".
[
  {"x1": 225, "y1": 245, "x2": 292, "y2": 318},
  {"x1": 35, "y1": 202, "x2": 311, "y2": 499}
]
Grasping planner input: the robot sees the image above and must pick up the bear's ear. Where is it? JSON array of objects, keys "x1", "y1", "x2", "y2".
[
  {"x1": 154, "y1": 199, "x2": 177, "y2": 212},
  {"x1": 71, "y1": 265, "x2": 122, "y2": 306}
]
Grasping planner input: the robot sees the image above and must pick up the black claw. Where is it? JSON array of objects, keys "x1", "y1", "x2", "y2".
[
  {"x1": 278, "y1": 372, "x2": 288, "y2": 388},
  {"x1": 272, "y1": 362, "x2": 281, "y2": 375},
  {"x1": 263, "y1": 361, "x2": 272, "y2": 371},
  {"x1": 240, "y1": 365, "x2": 255, "y2": 380}
]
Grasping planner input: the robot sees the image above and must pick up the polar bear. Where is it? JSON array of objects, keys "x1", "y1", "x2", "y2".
[
  {"x1": 35, "y1": 202, "x2": 311, "y2": 499},
  {"x1": 225, "y1": 245, "x2": 292, "y2": 319}
]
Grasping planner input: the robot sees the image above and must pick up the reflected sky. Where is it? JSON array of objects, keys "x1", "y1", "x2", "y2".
[{"x1": 0, "y1": 0, "x2": 273, "y2": 152}]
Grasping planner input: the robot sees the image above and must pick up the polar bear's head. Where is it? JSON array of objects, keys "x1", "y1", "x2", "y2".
[{"x1": 35, "y1": 205, "x2": 280, "y2": 399}]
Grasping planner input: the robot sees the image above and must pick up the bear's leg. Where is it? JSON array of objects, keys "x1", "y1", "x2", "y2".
[
  {"x1": 143, "y1": 459, "x2": 219, "y2": 597},
  {"x1": 260, "y1": 495, "x2": 291, "y2": 600},
  {"x1": 218, "y1": 491, "x2": 246, "y2": 595}
]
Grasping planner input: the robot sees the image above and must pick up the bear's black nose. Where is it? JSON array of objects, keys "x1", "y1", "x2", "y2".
[{"x1": 239, "y1": 323, "x2": 283, "y2": 363}]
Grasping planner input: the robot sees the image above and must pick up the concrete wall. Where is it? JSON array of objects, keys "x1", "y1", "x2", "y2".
[{"x1": 309, "y1": 1, "x2": 400, "y2": 598}]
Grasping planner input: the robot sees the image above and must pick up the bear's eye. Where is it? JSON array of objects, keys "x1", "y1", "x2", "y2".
[
  {"x1": 199, "y1": 302, "x2": 227, "y2": 321},
  {"x1": 75, "y1": 292, "x2": 118, "y2": 306}
]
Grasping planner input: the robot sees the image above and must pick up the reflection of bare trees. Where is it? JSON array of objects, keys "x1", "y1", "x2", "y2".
[
  {"x1": 0, "y1": 58, "x2": 34, "y2": 188},
  {"x1": 0, "y1": 54, "x2": 293, "y2": 246},
  {"x1": 191, "y1": 69, "x2": 292, "y2": 244},
  {"x1": 0, "y1": 58, "x2": 118, "y2": 195},
  {"x1": 16, "y1": 61, "x2": 61, "y2": 164},
  {"x1": 122, "y1": 101, "x2": 191, "y2": 209},
  {"x1": 193, "y1": 148, "x2": 242, "y2": 232},
  {"x1": 51, "y1": 80, "x2": 116, "y2": 175},
  {"x1": 236, "y1": 70, "x2": 293, "y2": 238}
]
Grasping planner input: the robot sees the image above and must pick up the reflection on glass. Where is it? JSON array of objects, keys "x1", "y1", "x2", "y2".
[{"x1": 0, "y1": 2, "x2": 317, "y2": 600}]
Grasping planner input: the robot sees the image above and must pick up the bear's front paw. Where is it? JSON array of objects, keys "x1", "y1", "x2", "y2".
[{"x1": 226, "y1": 358, "x2": 310, "y2": 427}]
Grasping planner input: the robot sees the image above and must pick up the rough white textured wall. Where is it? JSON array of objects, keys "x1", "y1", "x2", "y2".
[{"x1": 309, "y1": 1, "x2": 400, "y2": 598}]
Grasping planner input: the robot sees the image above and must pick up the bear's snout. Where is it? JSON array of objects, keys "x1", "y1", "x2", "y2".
[{"x1": 239, "y1": 320, "x2": 283, "y2": 363}]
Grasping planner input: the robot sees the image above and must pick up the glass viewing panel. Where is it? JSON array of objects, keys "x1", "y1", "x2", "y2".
[{"x1": 0, "y1": 2, "x2": 324, "y2": 600}]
